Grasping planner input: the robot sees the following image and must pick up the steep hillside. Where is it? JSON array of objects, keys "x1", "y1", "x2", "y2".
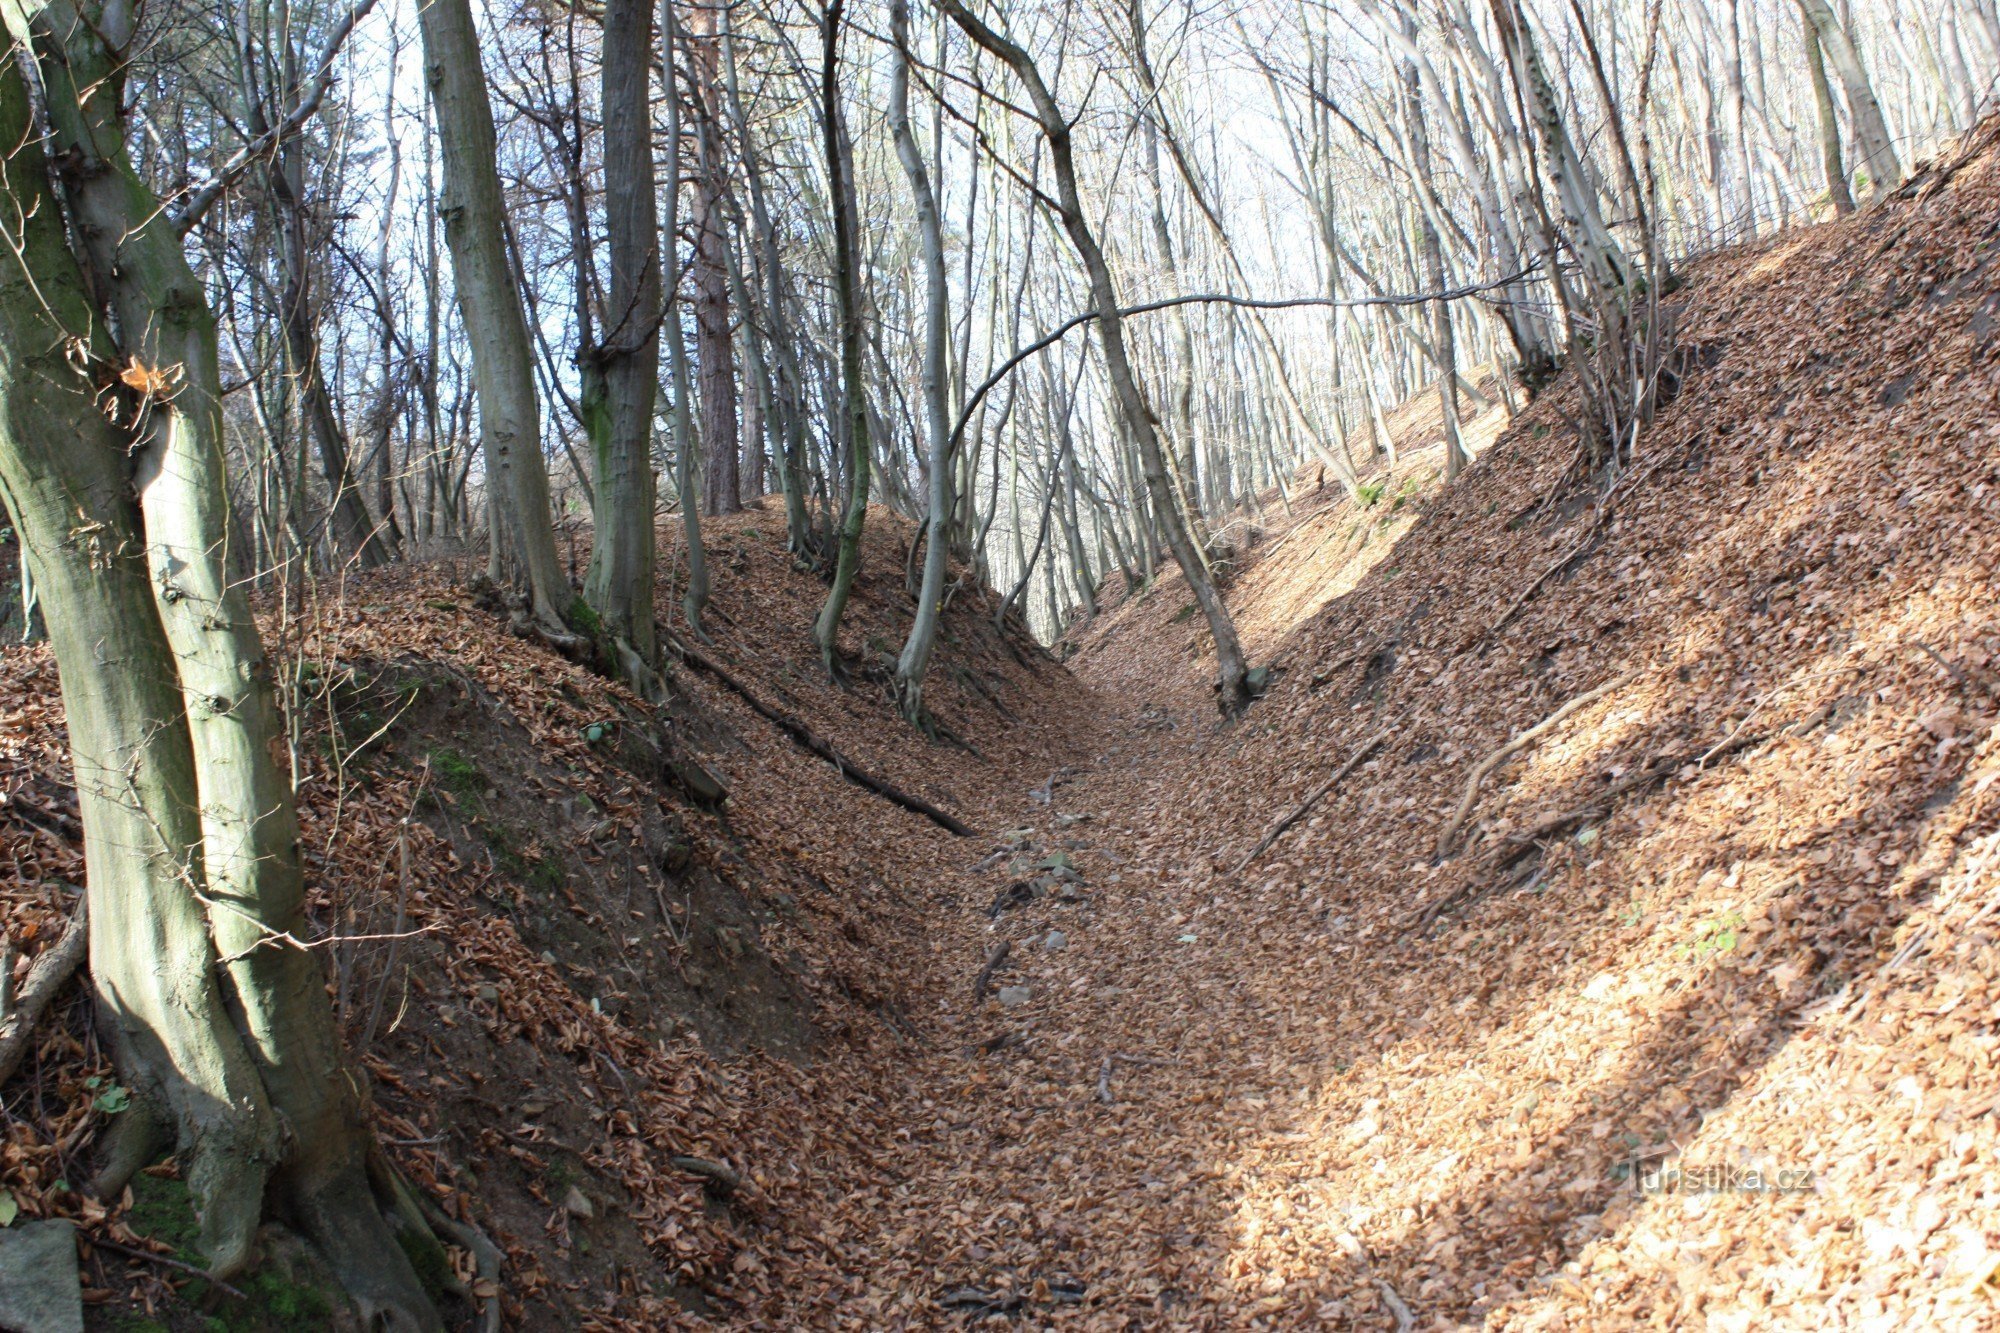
[
  {"x1": 4, "y1": 122, "x2": 1999, "y2": 1332},
  {"x1": 1, "y1": 509, "x2": 1095, "y2": 1328},
  {"x1": 1050, "y1": 122, "x2": 2000, "y2": 1325}
]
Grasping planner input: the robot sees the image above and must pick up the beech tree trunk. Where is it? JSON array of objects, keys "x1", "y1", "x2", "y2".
[
  {"x1": 1796, "y1": 0, "x2": 1896, "y2": 200},
  {"x1": 812, "y1": 0, "x2": 872, "y2": 672},
  {"x1": 691, "y1": 0, "x2": 741, "y2": 516},
  {"x1": 888, "y1": 0, "x2": 954, "y2": 725},
  {"x1": 417, "y1": 0, "x2": 576, "y2": 641},
  {"x1": 662, "y1": 0, "x2": 712, "y2": 633},
  {"x1": 583, "y1": 0, "x2": 665, "y2": 694},
  {"x1": 0, "y1": 27, "x2": 437, "y2": 1325}
]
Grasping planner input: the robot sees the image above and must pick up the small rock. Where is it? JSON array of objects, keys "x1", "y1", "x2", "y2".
[
  {"x1": 540, "y1": 950, "x2": 559, "y2": 967},
  {"x1": 562, "y1": 1185, "x2": 594, "y2": 1220},
  {"x1": 474, "y1": 984, "x2": 499, "y2": 1004},
  {"x1": 1043, "y1": 930, "x2": 1068, "y2": 952},
  {"x1": 997, "y1": 985, "x2": 1032, "y2": 1009},
  {"x1": 0, "y1": 1219, "x2": 82, "y2": 1333}
]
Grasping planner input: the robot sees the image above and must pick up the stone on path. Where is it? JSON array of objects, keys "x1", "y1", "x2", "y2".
[
  {"x1": 997, "y1": 985, "x2": 1032, "y2": 1008},
  {"x1": 0, "y1": 1219, "x2": 82, "y2": 1333}
]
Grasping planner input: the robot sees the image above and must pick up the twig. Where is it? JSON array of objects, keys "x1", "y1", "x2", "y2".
[
  {"x1": 88, "y1": 1235, "x2": 248, "y2": 1302},
  {"x1": 1470, "y1": 440, "x2": 1685, "y2": 651},
  {"x1": 413, "y1": 1193, "x2": 504, "y2": 1333},
  {"x1": 1234, "y1": 728, "x2": 1391, "y2": 873},
  {"x1": 1096, "y1": 1051, "x2": 1175, "y2": 1104},
  {"x1": 1376, "y1": 1277, "x2": 1416, "y2": 1332},
  {"x1": 1436, "y1": 673, "x2": 1632, "y2": 860},
  {"x1": 972, "y1": 940, "x2": 1012, "y2": 1001},
  {"x1": 0, "y1": 894, "x2": 87, "y2": 1087}
]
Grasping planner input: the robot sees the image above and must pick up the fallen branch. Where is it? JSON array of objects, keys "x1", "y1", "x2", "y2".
[
  {"x1": 1095, "y1": 1051, "x2": 1174, "y2": 1104},
  {"x1": 1377, "y1": 1278, "x2": 1416, "y2": 1332},
  {"x1": 972, "y1": 940, "x2": 1012, "y2": 1002},
  {"x1": 0, "y1": 895, "x2": 87, "y2": 1087},
  {"x1": 1435, "y1": 673, "x2": 1633, "y2": 861},
  {"x1": 1468, "y1": 441, "x2": 1687, "y2": 652},
  {"x1": 1410, "y1": 722, "x2": 1783, "y2": 934},
  {"x1": 1233, "y1": 728, "x2": 1391, "y2": 874},
  {"x1": 664, "y1": 634, "x2": 975, "y2": 837},
  {"x1": 669, "y1": 1155, "x2": 742, "y2": 1199}
]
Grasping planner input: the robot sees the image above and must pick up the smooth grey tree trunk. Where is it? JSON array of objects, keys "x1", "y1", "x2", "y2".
[
  {"x1": 888, "y1": 0, "x2": 955, "y2": 726},
  {"x1": 939, "y1": 0, "x2": 1255, "y2": 712},
  {"x1": 1804, "y1": 23, "x2": 1857, "y2": 215},
  {"x1": 812, "y1": 0, "x2": 873, "y2": 672},
  {"x1": 1797, "y1": 0, "x2": 1897, "y2": 199},
  {"x1": 417, "y1": 0, "x2": 576, "y2": 642},
  {"x1": 662, "y1": 0, "x2": 712, "y2": 633}
]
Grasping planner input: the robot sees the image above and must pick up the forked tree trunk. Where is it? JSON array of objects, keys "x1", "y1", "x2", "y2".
[
  {"x1": 888, "y1": 0, "x2": 954, "y2": 726},
  {"x1": 938, "y1": 0, "x2": 1255, "y2": 713},
  {"x1": 583, "y1": 0, "x2": 666, "y2": 695},
  {"x1": 417, "y1": 0, "x2": 576, "y2": 642},
  {"x1": 0, "y1": 33, "x2": 437, "y2": 1328},
  {"x1": 1797, "y1": 0, "x2": 1891, "y2": 202}
]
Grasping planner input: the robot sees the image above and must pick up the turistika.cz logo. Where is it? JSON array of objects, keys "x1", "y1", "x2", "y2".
[{"x1": 1629, "y1": 1160, "x2": 1818, "y2": 1196}]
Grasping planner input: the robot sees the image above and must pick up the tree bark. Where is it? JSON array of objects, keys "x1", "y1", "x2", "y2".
[
  {"x1": 1794, "y1": 0, "x2": 1902, "y2": 198},
  {"x1": 689, "y1": 0, "x2": 740, "y2": 516},
  {"x1": 888, "y1": 0, "x2": 954, "y2": 726},
  {"x1": 812, "y1": 0, "x2": 872, "y2": 672},
  {"x1": 583, "y1": 0, "x2": 665, "y2": 694},
  {"x1": 1802, "y1": 13, "x2": 1857, "y2": 214},
  {"x1": 417, "y1": 0, "x2": 576, "y2": 641},
  {"x1": 0, "y1": 34, "x2": 437, "y2": 1326},
  {"x1": 662, "y1": 0, "x2": 712, "y2": 633}
]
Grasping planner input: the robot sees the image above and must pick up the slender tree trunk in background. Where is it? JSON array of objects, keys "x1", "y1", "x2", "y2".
[
  {"x1": 1803, "y1": 19, "x2": 1857, "y2": 214},
  {"x1": 417, "y1": 0, "x2": 576, "y2": 643},
  {"x1": 1794, "y1": 0, "x2": 1902, "y2": 198},
  {"x1": 663, "y1": 0, "x2": 711, "y2": 632},
  {"x1": 939, "y1": 0, "x2": 1255, "y2": 714},
  {"x1": 1129, "y1": 0, "x2": 1202, "y2": 543},
  {"x1": 1398, "y1": 10, "x2": 1468, "y2": 479},
  {"x1": 813, "y1": 0, "x2": 872, "y2": 673},
  {"x1": 888, "y1": 0, "x2": 954, "y2": 726},
  {"x1": 690, "y1": 0, "x2": 740, "y2": 516},
  {"x1": 719, "y1": 12, "x2": 813, "y2": 558},
  {"x1": 0, "y1": 26, "x2": 438, "y2": 1325},
  {"x1": 269, "y1": 138, "x2": 393, "y2": 569},
  {"x1": 584, "y1": 0, "x2": 665, "y2": 695}
]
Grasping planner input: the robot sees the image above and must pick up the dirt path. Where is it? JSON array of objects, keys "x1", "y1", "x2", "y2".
[{"x1": 811, "y1": 688, "x2": 1396, "y2": 1327}]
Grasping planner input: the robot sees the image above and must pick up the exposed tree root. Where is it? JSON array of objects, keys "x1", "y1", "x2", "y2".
[
  {"x1": 0, "y1": 893, "x2": 86, "y2": 1086},
  {"x1": 1409, "y1": 721, "x2": 1790, "y2": 935},
  {"x1": 664, "y1": 633, "x2": 976, "y2": 836},
  {"x1": 669, "y1": 1155, "x2": 742, "y2": 1200},
  {"x1": 412, "y1": 1184, "x2": 503, "y2": 1333},
  {"x1": 1434, "y1": 673, "x2": 1633, "y2": 861},
  {"x1": 972, "y1": 940, "x2": 1012, "y2": 1001},
  {"x1": 1232, "y1": 728, "x2": 1391, "y2": 874}
]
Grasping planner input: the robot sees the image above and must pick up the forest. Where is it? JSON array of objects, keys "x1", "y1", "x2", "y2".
[{"x1": 0, "y1": 0, "x2": 1996, "y2": 1327}]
